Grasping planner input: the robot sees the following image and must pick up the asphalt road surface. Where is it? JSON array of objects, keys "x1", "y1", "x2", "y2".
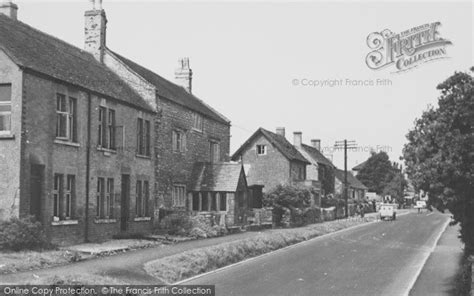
[{"x1": 183, "y1": 211, "x2": 450, "y2": 296}]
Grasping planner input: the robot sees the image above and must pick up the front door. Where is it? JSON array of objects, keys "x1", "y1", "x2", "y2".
[
  {"x1": 120, "y1": 174, "x2": 130, "y2": 231},
  {"x1": 30, "y1": 165, "x2": 44, "y2": 221}
]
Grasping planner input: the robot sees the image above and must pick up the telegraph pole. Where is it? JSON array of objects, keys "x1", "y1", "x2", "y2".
[{"x1": 334, "y1": 140, "x2": 357, "y2": 218}]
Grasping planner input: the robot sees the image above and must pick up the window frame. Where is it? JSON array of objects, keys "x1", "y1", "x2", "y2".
[
  {"x1": 210, "y1": 141, "x2": 220, "y2": 163},
  {"x1": 192, "y1": 112, "x2": 203, "y2": 132},
  {"x1": 172, "y1": 185, "x2": 186, "y2": 207},
  {"x1": 256, "y1": 144, "x2": 267, "y2": 156},
  {"x1": 172, "y1": 129, "x2": 186, "y2": 153},
  {"x1": 0, "y1": 84, "x2": 12, "y2": 135},
  {"x1": 137, "y1": 118, "x2": 151, "y2": 156},
  {"x1": 55, "y1": 94, "x2": 77, "y2": 142},
  {"x1": 53, "y1": 174, "x2": 63, "y2": 219},
  {"x1": 105, "y1": 178, "x2": 114, "y2": 219},
  {"x1": 96, "y1": 177, "x2": 105, "y2": 218},
  {"x1": 65, "y1": 175, "x2": 75, "y2": 220}
]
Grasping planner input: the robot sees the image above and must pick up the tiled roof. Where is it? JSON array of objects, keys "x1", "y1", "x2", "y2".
[
  {"x1": 231, "y1": 128, "x2": 309, "y2": 164},
  {"x1": 334, "y1": 169, "x2": 368, "y2": 190},
  {"x1": 301, "y1": 144, "x2": 334, "y2": 167},
  {"x1": 0, "y1": 15, "x2": 153, "y2": 112},
  {"x1": 108, "y1": 51, "x2": 230, "y2": 125},
  {"x1": 189, "y1": 162, "x2": 245, "y2": 192}
]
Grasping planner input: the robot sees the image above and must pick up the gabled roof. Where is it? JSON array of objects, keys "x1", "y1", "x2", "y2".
[
  {"x1": 0, "y1": 14, "x2": 153, "y2": 112},
  {"x1": 334, "y1": 169, "x2": 368, "y2": 190},
  {"x1": 352, "y1": 160, "x2": 367, "y2": 171},
  {"x1": 108, "y1": 50, "x2": 230, "y2": 125},
  {"x1": 189, "y1": 162, "x2": 245, "y2": 192},
  {"x1": 301, "y1": 144, "x2": 334, "y2": 167},
  {"x1": 231, "y1": 128, "x2": 309, "y2": 164}
]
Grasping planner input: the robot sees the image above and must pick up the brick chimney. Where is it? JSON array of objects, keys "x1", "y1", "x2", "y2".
[
  {"x1": 311, "y1": 139, "x2": 321, "y2": 151},
  {"x1": 84, "y1": 1, "x2": 107, "y2": 62},
  {"x1": 276, "y1": 127, "x2": 285, "y2": 137},
  {"x1": 175, "y1": 58, "x2": 193, "y2": 93},
  {"x1": 0, "y1": 1, "x2": 18, "y2": 20},
  {"x1": 293, "y1": 132, "x2": 302, "y2": 148}
]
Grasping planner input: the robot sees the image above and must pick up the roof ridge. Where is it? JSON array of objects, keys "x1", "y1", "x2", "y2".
[
  {"x1": 0, "y1": 14, "x2": 94, "y2": 61},
  {"x1": 109, "y1": 49, "x2": 230, "y2": 124}
]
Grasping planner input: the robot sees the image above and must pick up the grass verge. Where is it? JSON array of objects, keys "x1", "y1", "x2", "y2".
[
  {"x1": 0, "y1": 250, "x2": 81, "y2": 275},
  {"x1": 145, "y1": 217, "x2": 373, "y2": 284}
]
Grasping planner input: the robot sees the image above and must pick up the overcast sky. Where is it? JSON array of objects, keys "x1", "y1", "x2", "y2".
[{"x1": 15, "y1": 0, "x2": 473, "y2": 169}]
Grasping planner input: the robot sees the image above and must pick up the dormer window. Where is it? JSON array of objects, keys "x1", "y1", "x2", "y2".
[{"x1": 256, "y1": 145, "x2": 266, "y2": 155}]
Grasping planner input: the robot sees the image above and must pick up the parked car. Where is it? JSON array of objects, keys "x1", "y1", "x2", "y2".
[{"x1": 379, "y1": 204, "x2": 397, "y2": 221}]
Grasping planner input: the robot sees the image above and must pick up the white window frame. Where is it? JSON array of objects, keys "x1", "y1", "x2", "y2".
[
  {"x1": 192, "y1": 112, "x2": 203, "y2": 131},
  {"x1": 172, "y1": 185, "x2": 186, "y2": 207},
  {"x1": 0, "y1": 84, "x2": 12, "y2": 135},
  {"x1": 256, "y1": 145, "x2": 267, "y2": 155},
  {"x1": 56, "y1": 94, "x2": 77, "y2": 142},
  {"x1": 65, "y1": 175, "x2": 75, "y2": 219},
  {"x1": 172, "y1": 130, "x2": 186, "y2": 153}
]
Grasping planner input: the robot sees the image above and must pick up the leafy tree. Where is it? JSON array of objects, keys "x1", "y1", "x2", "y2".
[
  {"x1": 382, "y1": 171, "x2": 407, "y2": 205},
  {"x1": 356, "y1": 151, "x2": 395, "y2": 194},
  {"x1": 403, "y1": 68, "x2": 474, "y2": 254}
]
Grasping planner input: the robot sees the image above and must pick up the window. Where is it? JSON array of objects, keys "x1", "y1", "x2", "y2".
[
  {"x1": 105, "y1": 178, "x2": 114, "y2": 218},
  {"x1": 256, "y1": 145, "x2": 266, "y2": 155},
  {"x1": 137, "y1": 118, "x2": 151, "y2": 156},
  {"x1": 192, "y1": 113, "x2": 203, "y2": 131},
  {"x1": 201, "y1": 192, "x2": 209, "y2": 211},
  {"x1": 56, "y1": 94, "x2": 77, "y2": 142},
  {"x1": 136, "y1": 180, "x2": 149, "y2": 217},
  {"x1": 53, "y1": 174, "x2": 62, "y2": 218},
  {"x1": 210, "y1": 192, "x2": 217, "y2": 211},
  {"x1": 0, "y1": 84, "x2": 11, "y2": 133},
  {"x1": 108, "y1": 110, "x2": 116, "y2": 150},
  {"x1": 172, "y1": 130, "x2": 186, "y2": 153},
  {"x1": 53, "y1": 174, "x2": 75, "y2": 220},
  {"x1": 96, "y1": 178, "x2": 105, "y2": 218},
  {"x1": 210, "y1": 141, "x2": 220, "y2": 163},
  {"x1": 298, "y1": 166, "x2": 305, "y2": 180},
  {"x1": 192, "y1": 192, "x2": 200, "y2": 211},
  {"x1": 65, "y1": 175, "x2": 75, "y2": 219},
  {"x1": 98, "y1": 106, "x2": 116, "y2": 150},
  {"x1": 219, "y1": 193, "x2": 227, "y2": 211},
  {"x1": 172, "y1": 185, "x2": 186, "y2": 207}
]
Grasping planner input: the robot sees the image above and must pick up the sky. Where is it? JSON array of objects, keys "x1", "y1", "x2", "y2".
[{"x1": 13, "y1": 0, "x2": 473, "y2": 169}]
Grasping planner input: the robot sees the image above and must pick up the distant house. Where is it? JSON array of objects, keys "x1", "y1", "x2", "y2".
[
  {"x1": 334, "y1": 169, "x2": 368, "y2": 200},
  {"x1": 295, "y1": 136, "x2": 336, "y2": 197},
  {"x1": 231, "y1": 128, "x2": 311, "y2": 193},
  {"x1": 188, "y1": 162, "x2": 248, "y2": 227},
  {"x1": 352, "y1": 160, "x2": 367, "y2": 176}
]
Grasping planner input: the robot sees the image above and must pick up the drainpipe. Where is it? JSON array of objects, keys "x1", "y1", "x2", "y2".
[{"x1": 84, "y1": 93, "x2": 92, "y2": 242}]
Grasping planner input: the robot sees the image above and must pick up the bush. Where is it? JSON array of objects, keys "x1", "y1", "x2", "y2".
[
  {"x1": 0, "y1": 216, "x2": 52, "y2": 251},
  {"x1": 264, "y1": 184, "x2": 314, "y2": 226},
  {"x1": 159, "y1": 214, "x2": 227, "y2": 238}
]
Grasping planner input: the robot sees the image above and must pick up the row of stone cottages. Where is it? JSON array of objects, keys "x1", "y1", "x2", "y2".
[{"x1": 0, "y1": 2, "x2": 367, "y2": 245}]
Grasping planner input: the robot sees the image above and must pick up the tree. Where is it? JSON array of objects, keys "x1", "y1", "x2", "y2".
[
  {"x1": 382, "y1": 172, "x2": 407, "y2": 205},
  {"x1": 403, "y1": 68, "x2": 474, "y2": 254},
  {"x1": 356, "y1": 151, "x2": 396, "y2": 194}
]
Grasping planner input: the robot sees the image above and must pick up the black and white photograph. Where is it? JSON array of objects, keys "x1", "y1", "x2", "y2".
[{"x1": 0, "y1": 0, "x2": 472, "y2": 295}]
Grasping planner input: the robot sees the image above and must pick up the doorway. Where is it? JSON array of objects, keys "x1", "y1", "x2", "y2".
[{"x1": 120, "y1": 174, "x2": 130, "y2": 232}]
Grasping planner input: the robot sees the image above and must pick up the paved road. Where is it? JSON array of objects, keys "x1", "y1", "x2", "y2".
[{"x1": 184, "y1": 211, "x2": 450, "y2": 296}]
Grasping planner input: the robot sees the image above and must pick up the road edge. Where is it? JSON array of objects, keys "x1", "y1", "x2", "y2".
[
  {"x1": 173, "y1": 214, "x2": 400, "y2": 285},
  {"x1": 403, "y1": 215, "x2": 451, "y2": 296}
]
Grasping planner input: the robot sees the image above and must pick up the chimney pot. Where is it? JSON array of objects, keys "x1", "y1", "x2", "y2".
[
  {"x1": 0, "y1": 1, "x2": 18, "y2": 20},
  {"x1": 293, "y1": 131, "x2": 302, "y2": 147},
  {"x1": 275, "y1": 127, "x2": 285, "y2": 137},
  {"x1": 175, "y1": 57, "x2": 193, "y2": 93},
  {"x1": 311, "y1": 139, "x2": 321, "y2": 151}
]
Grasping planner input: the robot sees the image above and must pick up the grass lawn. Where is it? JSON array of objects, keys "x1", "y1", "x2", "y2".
[{"x1": 145, "y1": 217, "x2": 374, "y2": 284}]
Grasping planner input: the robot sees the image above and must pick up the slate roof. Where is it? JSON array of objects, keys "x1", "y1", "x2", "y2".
[
  {"x1": 0, "y1": 14, "x2": 153, "y2": 112},
  {"x1": 231, "y1": 128, "x2": 310, "y2": 164},
  {"x1": 108, "y1": 50, "x2": 230, "y2": 125},
  {"x1": 352, "y1": 160, "x2": 367, "y2": 171},
  {"x1": 334, "y1": 169, "x2": 368, "y2": 190},
  {"x1": 301, "y1": 144, "x2": 334, "y2": 167},
  {"x1": 189, "y1": 162, "x2": 245, "y2": 192}
]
